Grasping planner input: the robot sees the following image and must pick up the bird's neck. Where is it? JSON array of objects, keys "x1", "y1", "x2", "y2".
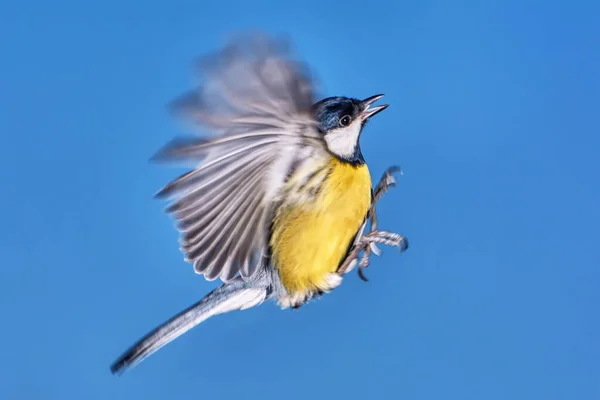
[{"x1": 337, "y1": 145, "x2": 365, "y2": 166}]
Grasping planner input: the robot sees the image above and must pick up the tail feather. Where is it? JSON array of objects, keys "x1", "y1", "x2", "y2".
[{"x1": 111, "y1": 277, "x2": 269, "y2": 374}]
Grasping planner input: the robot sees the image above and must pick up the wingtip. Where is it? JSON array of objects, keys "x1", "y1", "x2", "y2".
[
  {"x1": 149, "y1": 137, "x2": 210, "y2": 164},
  {"x1": 149, "y1": 151, "x2": 169, "y2": 164},
  {"x1": 148, "y1": 139, "x2": 186, "y2": 164},
  {"x1": 153, "y1": 186, "x2": 171, "y2": 200}
]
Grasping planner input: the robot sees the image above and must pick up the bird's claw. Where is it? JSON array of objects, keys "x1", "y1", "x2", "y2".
[
  {"x1": 361, "y1": 230, "x2": 409, "y2": 252},
  {"x1": 356, "y1": 230, "x2": 409, "y2": 281},
  {"x1": 369, "y1": 242, "x2": 381, "y2": 256},
  {"x1": 373, "y1": 166, "x2": 402, "y2": 201}
]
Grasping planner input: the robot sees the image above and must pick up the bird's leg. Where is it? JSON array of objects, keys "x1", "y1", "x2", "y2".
[
  {"x1": 369, "y1": 165, "x2": 402, "y2": 245},
  {"x1": 337, "y1": 166, "x2": 408, "y2": 279},
  {"x1": 357, "y1": 244, "x2": 373, "y2": 282},
  {"x1": 338, "y1": 230, "x2": 409, "y2": 277},
  {"x1": 358, "y1": 166, "x2": 402, "y2": 280}
]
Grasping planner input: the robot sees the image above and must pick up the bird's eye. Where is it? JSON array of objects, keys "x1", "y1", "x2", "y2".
[{"x1": 339, "y1": 115, "x2": 352, "y2": 127}]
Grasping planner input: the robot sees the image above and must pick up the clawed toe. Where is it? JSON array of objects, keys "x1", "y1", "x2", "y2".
[
  {"x1": 369, "y1": 242, "x2": 381, "y2": 256},
  {"x1": 353, "y1": 230, "x2": 408, "y2": 281},
  {"x1": 373, "y1": 166, "x2": 403, "y2": 203},
  {"x1": 363, "y1": 230, "x2": 408, "y2": 249},
  {"x1": 398, "y1": 236, "x2": 409, "y2": 252}
]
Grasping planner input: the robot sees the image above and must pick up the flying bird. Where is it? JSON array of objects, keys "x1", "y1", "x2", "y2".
[{"x1": 111, "y1": 33, "x2": 408, "y2": 374}]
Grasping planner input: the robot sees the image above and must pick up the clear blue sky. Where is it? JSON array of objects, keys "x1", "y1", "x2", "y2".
[{"x1": 1, "y1": 1, "x2": 599, "y2": 399}]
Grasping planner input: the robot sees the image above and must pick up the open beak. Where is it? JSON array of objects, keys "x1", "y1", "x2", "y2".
[{"x1": 360, "y1": 94, "x2": 389, "y2": 120}]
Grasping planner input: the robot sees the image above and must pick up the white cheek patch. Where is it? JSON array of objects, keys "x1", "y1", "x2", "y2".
[{"x1": 324, "y1": 119, "x2": 362, "y2": 158}]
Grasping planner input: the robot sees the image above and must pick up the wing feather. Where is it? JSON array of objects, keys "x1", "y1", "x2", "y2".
[{"x1": 155, "y1": 33, "x2": 326, "y2": 282}]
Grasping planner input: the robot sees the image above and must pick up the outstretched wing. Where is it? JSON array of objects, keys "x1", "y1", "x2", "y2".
[{"x1": 153, "y1": 33, "x2": 327, "y2": 283}]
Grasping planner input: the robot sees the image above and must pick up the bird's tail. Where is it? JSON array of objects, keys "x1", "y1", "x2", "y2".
[{"x1": 110, "y1": 276, "x2": 270, "y2": 375}]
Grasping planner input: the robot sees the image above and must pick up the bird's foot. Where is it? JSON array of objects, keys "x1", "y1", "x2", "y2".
[
  {"x1": 337, "y1": 230, "x2": 408, "y2": 278},
  {"x1": 373, "y1": 166, "x2": 402, "y2": 204},
  {"x1": 356, "y1": 230, "x2": 409, "y2": 281},
  {"x1": 367, "y1": 166, "x2": 403, "y2": 254},
  {"x1": 355, "y1": 166, "x2": 405, "y2": 280}
]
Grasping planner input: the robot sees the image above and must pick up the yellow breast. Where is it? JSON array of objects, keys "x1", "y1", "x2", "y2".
[{"x1": 270, "y1": 157, "x2": 372, "y2": 298}]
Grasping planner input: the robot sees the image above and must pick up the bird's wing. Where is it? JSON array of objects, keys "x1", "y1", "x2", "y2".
[{"x1": 153, "y1": 34, "x2": 326, "y2": 283}]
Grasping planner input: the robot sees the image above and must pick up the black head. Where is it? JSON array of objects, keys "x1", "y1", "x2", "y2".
[
  {"x1": 311, "y1": 94, "x2": 388, "y2": 164},
  {"x1": 313, "y1": 97, "x2": 363, "y2": 132}
]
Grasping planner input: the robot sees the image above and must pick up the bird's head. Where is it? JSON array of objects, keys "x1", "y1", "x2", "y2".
[{"x1": 312, "y1": 94, "x2": 388, "y2": 164}]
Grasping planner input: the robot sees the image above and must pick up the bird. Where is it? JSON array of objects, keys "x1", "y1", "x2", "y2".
[{"x1": 110, "y1": 33, "x2": 408, "y2": 375}]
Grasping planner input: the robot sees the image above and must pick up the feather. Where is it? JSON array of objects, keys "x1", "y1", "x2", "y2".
[
  {"x1": 155, "y1": 33, "x2": 327, "y2": 282},
  {"x1": 110, "y1": 275, "x2": 270, "y2": 374}
]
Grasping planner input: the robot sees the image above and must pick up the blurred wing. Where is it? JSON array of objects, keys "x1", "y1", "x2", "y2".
[{"x1": 154, "y1": 33, "x2": 326, "y2": 282}]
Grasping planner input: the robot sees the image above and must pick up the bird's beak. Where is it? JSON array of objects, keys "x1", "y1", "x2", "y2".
[{"x1": 360, "y1": 94, "x2": 389, "y2": 120}]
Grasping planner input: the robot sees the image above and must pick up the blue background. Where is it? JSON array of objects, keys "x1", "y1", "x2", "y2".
[{"x1": 1, "y1": 1, "x2": 599, "y2": 399}]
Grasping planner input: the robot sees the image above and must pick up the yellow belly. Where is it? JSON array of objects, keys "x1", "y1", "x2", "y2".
[{"x1": 270, "y1": 158, "x2": 372, "y2": 297}]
